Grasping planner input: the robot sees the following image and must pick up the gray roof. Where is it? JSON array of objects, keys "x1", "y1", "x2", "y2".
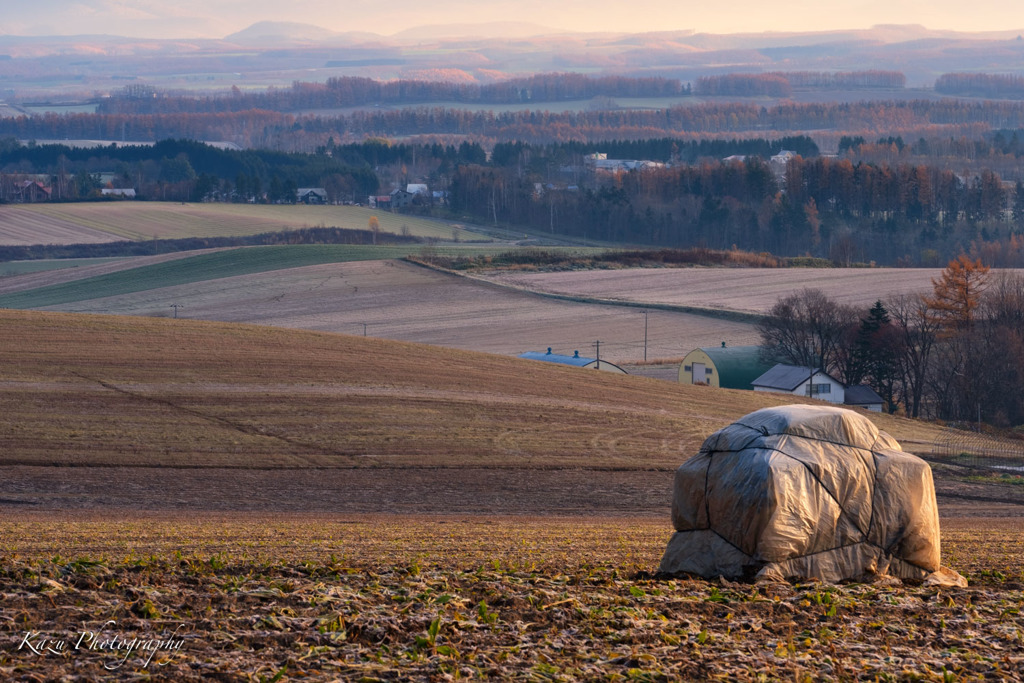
[
  {"x1": 844, "y1": 384, "x2": 884, "y2": 406},
  {"x1": 752, "y1": 364, "x2": 837, "y2": 391}
]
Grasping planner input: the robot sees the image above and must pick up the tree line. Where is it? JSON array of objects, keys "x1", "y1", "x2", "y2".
[
  {"x1": 445, "y1": 149, "x2": 1024, "y2": 265},
  {"x1": 100, "y1": 71, "x2": 905, "y2": 117},
  {"x1": 7, "y1": 99, "x2": 1024, "y2": 150},
  {"x1": 0, "y1": 138, "x2": 483, "y2": 203},
  {"x1": 756, "y1": 257, "x2": 1024, "y2": 427},
  {"x1": 935, "y1": 73, "x2": 1024, "y2": 99},
  {"x1": 695, "y1": 71, "x2": 906, "y2": 97},
  {"x1": 96, "y1": 74, "x2": 690, "y2": 116}
]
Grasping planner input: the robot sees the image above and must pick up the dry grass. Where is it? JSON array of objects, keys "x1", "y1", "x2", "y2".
[{"x1": 0, "y1": 309, "x2": 948, "y2": 469}]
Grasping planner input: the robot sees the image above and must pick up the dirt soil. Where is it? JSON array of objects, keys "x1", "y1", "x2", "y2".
[
  {"x1": 1, "y1": 515, "x2": 1023, "y2": 682},
  {"x1": 2, "y1": 465, "x2": 1022, "y2": 520}
]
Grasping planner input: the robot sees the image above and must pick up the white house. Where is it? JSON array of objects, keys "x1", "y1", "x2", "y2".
[
  {"x1": 752, "y1": 364, "x2": 845, "y2": 404},
  {"x1": 752, "y1": 363, "x2": 886, "y2": 411}
]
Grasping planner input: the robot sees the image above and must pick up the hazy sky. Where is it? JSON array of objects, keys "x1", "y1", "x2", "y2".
[{"x1": 1, "y1": 0, "x2": 1020, "y2": 38}]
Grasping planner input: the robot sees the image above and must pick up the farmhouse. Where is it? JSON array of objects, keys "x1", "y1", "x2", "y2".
[
  {"x1": 752, "y1": 363, "x2": 887, "y2": 411},
  {"x1": 678, "y1": 343, "x2": 774, "y2": 389},
  {"x1": 519, "y1": 348, "x2": 627, "y2": 374},
  {"x1": 16, "y1": 180, "x2": 51, "y2": 203},
  {"x1": 752, "y1": 363, "x2": 845, "y2": 403},
  {"x1": 296, "y1": 187, "x2": 327, "y2": 204},
  {"x1": 584, "y1": 153, "x2": 665, "y2": 174},
  {"x1": 389, "y1": 188, "x2": 414, "y2": 208}
]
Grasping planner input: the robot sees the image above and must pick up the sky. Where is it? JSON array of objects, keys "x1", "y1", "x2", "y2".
[{"x1": 0, "y1": 0, "x2": 1020, "y2": 39}]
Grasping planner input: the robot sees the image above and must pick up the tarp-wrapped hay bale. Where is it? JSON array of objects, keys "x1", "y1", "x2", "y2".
[{"x1": 659, "y1": 405, "x2": 966, "y2": 586}]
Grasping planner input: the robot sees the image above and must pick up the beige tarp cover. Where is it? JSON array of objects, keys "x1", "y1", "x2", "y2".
[{"x1": 660, "y1": 405, "x2": 965, "y2": 586}]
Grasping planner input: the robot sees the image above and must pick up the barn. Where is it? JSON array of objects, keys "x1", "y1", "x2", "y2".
[
  {"x1": 678, "y1": 344, "x2": 774, "y2": 389},
  {"x1": 519, "y1": 348, "x2": 627, "y2": 374}
]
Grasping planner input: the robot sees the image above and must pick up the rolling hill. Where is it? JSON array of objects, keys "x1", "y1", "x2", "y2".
[
  {"x1": 0, "y1": 308, "x2": 945, "y2": 470},
  {"x1": 0, "y1": 254, "x2": 763, "y2": 362}
]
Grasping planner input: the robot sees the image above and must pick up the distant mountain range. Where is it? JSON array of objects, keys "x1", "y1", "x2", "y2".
[
  {"x1": 224, "y1": 20, "x2": 560, "y2": 45},
  {"x1": 3, "y1": 22, "x2": 1024, "y2": 99},
  {"x1": 225, "y1": 21, "x2": 1024, "y2": 46},
  {"x1": 223, "y1": 22, "x2": 378, "y2": 45}
]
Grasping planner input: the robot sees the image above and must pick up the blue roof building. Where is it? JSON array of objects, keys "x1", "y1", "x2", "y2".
[{"x1": 518, "y1": 348, "x2": 627, "y2": 374}]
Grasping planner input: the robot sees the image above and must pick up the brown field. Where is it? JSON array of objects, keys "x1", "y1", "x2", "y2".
[
  {"x1": 0, "y1": 307, "x2": 935, "y2": 472},
  {"x1": 3, "y1": 307, "x2": 1024, "y2": 680},
  {"x1": 0, "y1": 202, "x2": 492, "y2": 244},
  {"x1": 27, "y1": 259, "x2": 762, "y2": 363},
  {"x1": 480, "y1": 267, "x2": 974, "y2": 314},
  {"x1": 1, "y1": 515, "x2": 1023, "y2": 681}
]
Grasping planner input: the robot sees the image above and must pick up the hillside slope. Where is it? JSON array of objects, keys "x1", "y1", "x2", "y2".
[{"x1": 0, "y1": 309, "x2": 945, "y2": 471}]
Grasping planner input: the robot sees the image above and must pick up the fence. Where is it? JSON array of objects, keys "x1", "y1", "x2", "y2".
[{"x1": 932, "y1": 424, "x2": 1024, "y2": 472}]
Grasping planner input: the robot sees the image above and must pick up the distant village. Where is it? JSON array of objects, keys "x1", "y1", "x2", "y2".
[{"x1": 0, "y1": 150, "x2": 799, "y2": 206}]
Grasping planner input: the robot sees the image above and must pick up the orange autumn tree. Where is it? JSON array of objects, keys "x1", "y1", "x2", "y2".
[{"x1": 925, "y1": 254, "x2": 990, "y2": 333}]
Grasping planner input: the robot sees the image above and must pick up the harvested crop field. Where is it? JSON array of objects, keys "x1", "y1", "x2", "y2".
[
  {"x1": 2, "y1": 515, "x2": 1024, "y2": 681},
  {"x1": 0, "y1": 202, "x2": 492, "y2": 245},
  {"x1": 4, "y1": 310, "x2": 1024, "y2": 681},
  {"x1": 19, "y1": 259, "x2": 762, "y2": 363},
  {"x1": 480, "y1": 267, "x2": 998, "y2": 314},
  {"x1": 0, "y1": 308, "x2": 868, "y2": 470}
]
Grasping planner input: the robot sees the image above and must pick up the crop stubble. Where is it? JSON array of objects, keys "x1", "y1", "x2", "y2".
[{"x1": 1, "y1": 515, "x2": 1023, "y2": 681}]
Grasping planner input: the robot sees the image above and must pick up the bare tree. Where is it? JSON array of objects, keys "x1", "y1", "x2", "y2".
[
  {"x1": 757, "y1": 288, "x2": 857, "y2": 373},
  {"x1": 886, "y1": 293, "x2": 939, "y2": 419}
]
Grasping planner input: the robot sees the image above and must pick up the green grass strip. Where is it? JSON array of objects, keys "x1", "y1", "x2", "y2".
[
  {"x1": 0, "y1": 257, "x2": 131, "y2": 276},
  {"x1": 0, "y1": 244, "x2": 537, "y2": 309},
  {"x1": 0, "y1": 245, "x2": 417, "y2": 309}
]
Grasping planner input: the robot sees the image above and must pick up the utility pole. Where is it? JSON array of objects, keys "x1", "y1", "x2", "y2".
[
  {"x1": 593, "y1": 340, "x2": 601, "y2": 369},
  {"x1": 642, "y1": 310, "x2": 648, "y2": 363},
  {"x1": 361, "y1": 323, "x2": 368, "y2": 337},
  {"x1": 170, "y1": 304, "x2": 183, "y2": 318}
]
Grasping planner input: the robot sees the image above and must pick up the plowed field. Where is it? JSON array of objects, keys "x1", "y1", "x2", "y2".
[{"x1": 481, "y1": 267, "x2": 961, "y2": 314}]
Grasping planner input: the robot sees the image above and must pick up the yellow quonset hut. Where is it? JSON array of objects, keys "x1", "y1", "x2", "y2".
[{"x1": 678, "y1": 344, "x2": 774, "y2": 390}]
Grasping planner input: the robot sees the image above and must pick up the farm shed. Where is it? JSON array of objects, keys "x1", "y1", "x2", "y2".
[
  {"x1": 844, "y1": 384, "x2": 884, "y2": 412},
  {"x1": 518, "y1": 348, "x2": 627, "y2": 374},
  {"x1": 752, "y1": 363, "x2": 845, "y2": 404},
  {"x1": 679, "y1": 343, "x2": 774, "y2": 389},
  {"x1": 659, "y1": 405, "x2": 966, "y2": 586}
]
